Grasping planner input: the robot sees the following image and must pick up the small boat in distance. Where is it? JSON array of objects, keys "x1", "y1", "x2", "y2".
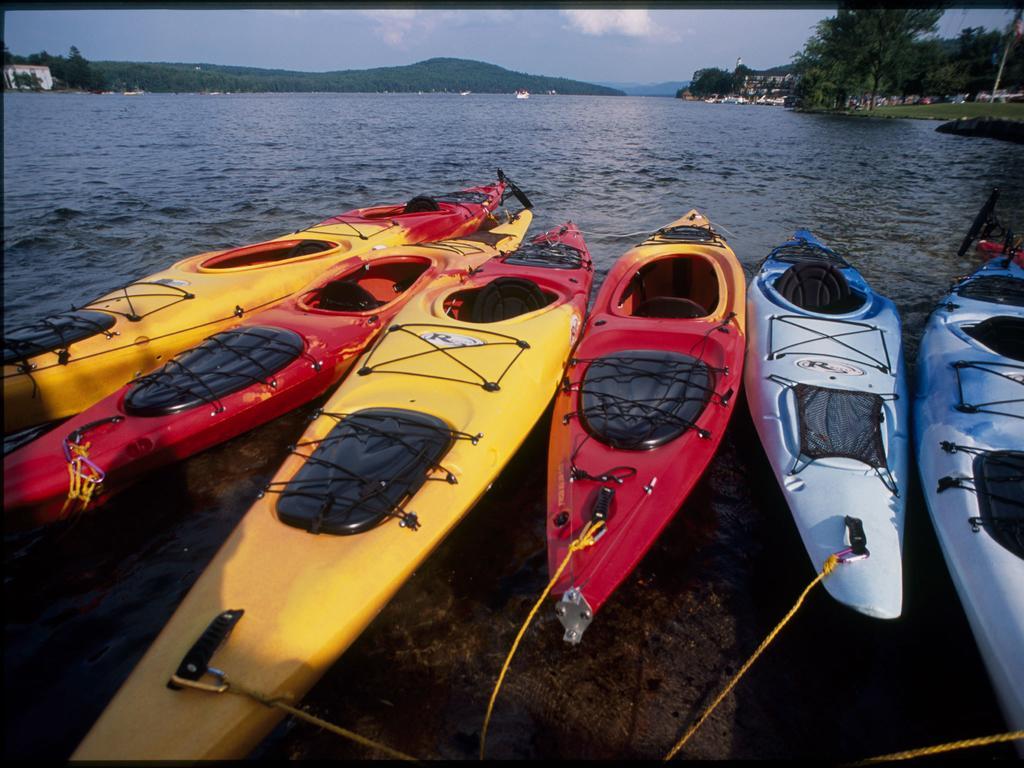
[
  {"x1": 122, "y1": 90, "x2": 144, "y2": 96},
  {"x1": 516, "y1": 89, "x2": 530, "y2": 99},
  {"x1": 460, "y1": 90, "x2": 471, "y2": 96}
]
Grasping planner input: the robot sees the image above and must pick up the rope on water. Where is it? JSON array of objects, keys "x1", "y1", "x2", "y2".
[
  {"x1": 479, "y1": 518, "x2": 606, "y2": 760},
  {"x1": 851, "y1": 730, "x2": 1024, "y2": 764},
  {"x1": 663, "y1": 554, "x2": 840, "y2": 761}
]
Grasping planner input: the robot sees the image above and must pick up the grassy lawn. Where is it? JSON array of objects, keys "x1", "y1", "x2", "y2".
[{"x1": 863, "y1": 102, "x2": 1024, "y2": 121}]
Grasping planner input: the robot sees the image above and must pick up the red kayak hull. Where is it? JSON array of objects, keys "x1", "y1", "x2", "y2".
[
  {"x1": 545, "y1": 211, "x2": 746, "y2": 641},
  {"x1": 4, "y1": 214, "x2": 534, "y2": 530}
]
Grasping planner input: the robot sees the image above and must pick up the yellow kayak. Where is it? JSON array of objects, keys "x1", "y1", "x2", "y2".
[
  {"x1": 73, "y1": 214, "x2": 596, "y2": 760},
  {"x1": 3, "y1": 178, "x2": 508, "y2": 433}
]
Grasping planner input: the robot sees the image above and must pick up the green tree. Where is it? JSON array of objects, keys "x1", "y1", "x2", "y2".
[
  {"x1": 63, "y1": 46, "x2": 92, "y2": 89},
  {"x1": 688, "y1": 67, "x2": 733, "y2": 97},
  {"x1": 794, "y1": 7, "x2": 941, "y2": 110}
]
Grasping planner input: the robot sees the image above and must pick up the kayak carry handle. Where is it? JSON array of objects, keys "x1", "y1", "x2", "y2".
[
  {"x1": 168, "y1": 609, "x2": 245, "y2": 690},
  {"x1": 496, "y1": 168, "x2": 533, "y2": 211},
  {"x1": 833, "y1": 516, "x2": 870, "y2": 563}
]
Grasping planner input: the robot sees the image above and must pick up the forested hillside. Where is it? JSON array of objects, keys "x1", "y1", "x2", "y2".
[{"x1": 89, "y1": 56, "x2": 624, "y2": 95}]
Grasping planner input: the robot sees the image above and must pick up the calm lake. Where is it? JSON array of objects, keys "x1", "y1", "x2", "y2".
[{"x1": 3, "y1": 91, "x2": 1023, "y2": 760}]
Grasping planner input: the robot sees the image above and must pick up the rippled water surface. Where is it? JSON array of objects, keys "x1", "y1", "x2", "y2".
[{"x1": 4, "y1": 92, "x2": 1023, "y2": 761}]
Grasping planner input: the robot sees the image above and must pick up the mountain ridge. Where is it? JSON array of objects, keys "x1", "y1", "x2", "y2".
[{"x1": 91, "y1": 56, "x2": 625, "y2": 95}]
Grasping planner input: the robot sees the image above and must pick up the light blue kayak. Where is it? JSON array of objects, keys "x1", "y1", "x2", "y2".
[
  {"x1": 745, "y1": 230, "x2": 909, "y2": 619},
  {"x1": 913, "y1": 253, "x2": 1024, "y2": 735}
]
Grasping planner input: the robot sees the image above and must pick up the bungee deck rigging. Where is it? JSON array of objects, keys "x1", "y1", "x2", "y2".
[
  {"x1": 545, "y1": 209, "x2": 746, "y2": 642},
  {"x1": 124, "y1": 326, "x2": 310, "y2": 416},
  {"x1": 355, "y1": 321, "x2": 531, "y2": 392},
  {"x1": 3, "y1": 174, "x2": 510, "y2": 434},
  {"x1": 265, "y1": 408, "x2": 481, "y2": 536}
]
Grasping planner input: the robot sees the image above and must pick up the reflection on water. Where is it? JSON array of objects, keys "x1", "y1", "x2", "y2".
[{"x1": 3, "y1": 92, "x2": 1022, "y2": 760}]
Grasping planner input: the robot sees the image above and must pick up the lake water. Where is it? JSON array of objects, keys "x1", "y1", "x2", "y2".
[{"x1": 3, "y1": 92, "x2": 1023, "y2": 760}]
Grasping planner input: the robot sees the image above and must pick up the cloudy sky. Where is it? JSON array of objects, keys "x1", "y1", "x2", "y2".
[{"x1": 3, "y1": 7, "x2": 1016, "y2": 84}]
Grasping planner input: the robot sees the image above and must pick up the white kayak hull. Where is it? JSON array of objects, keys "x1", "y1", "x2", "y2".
[
  {"x1": 913, "y1": 255, "x2": 1024, "y2": 734},
  {"x1": 745, "y1": 232, "x2": 908, "y2": 618}
]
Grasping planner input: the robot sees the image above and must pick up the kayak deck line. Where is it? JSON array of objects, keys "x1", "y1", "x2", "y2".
[
  {"x1": 3, "y1": 175, "x2": 509, "y2": 432},
  {"x1": 259, "y1": 408, "x2": 483, "y2": 536},
  {"x1": 355, "y1": 321, "x2": 531, "y2": 392},
  {"x1": 950, "y1": 359, "x2": 1024, "y2": 419},
  {"x1": 765, "y1": 313, "x2": 894, "y2": 374}
]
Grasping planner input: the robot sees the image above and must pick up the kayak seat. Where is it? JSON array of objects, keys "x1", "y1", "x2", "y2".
[
  {"x1": 634, "y1": 297, "x2": 707, "y2": 319},
  {"x1": 318, "y1": 280, "x2": 385, "y2": 312},
  {"x1": 774, "y1": 261, "x2": 863, "y2": 314},
  {"x1": 404, "y1": 195, "x2": 441, "y2": 214},
  {"x1": 963, "y1": 316, "x2": 1024, "y2": 361},
  {"x1": 470, "y1": 277, "x2": 549, "y2": 322},
  {"x1": 276, "y1": 408, "x2": 454, "y2": 536},
  {"x1": 579, "y1": 349, "x2": 713, "y2": 450},
  {"x1": 972, "y1": 450, "x2": 1024, "y2": 559},
  {"x1": 124, "y1": 326, "x2": 303, "y2": 416},
  {"x1": 3, "y1": 310, "x2": 117, "y2": 366}
]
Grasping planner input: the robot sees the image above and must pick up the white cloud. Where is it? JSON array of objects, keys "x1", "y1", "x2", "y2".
[
  {"x1": 561, "y1": 9, "x2": 655, "y2": 38},
  {"x1": 358, "y1": 9, "x2": 428, "y2": 47}
]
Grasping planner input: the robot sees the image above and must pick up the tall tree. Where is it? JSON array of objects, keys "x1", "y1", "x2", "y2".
[
  {"x1": 794, "y1": 7, "x2": 941, "y2": 110},
  {"x1": 63, "y1": 46, "x2": 93, "y2": 89},
  {"x1": 857, "y1": 8, "x2": 942, "y2": 108}
]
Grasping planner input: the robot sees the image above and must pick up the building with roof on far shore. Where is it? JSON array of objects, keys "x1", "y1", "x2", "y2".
[{"x1": 3, "y1": 64, "x2": 54, "y2": 90}]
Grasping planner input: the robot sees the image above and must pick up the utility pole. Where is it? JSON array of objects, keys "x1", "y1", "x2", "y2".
[{"x1": 991, "y1": 6, "x2": 1023, "y2": 102}]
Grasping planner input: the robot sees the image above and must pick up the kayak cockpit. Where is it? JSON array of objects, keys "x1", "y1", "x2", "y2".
[
  {"x1": 302, "y1": 257, "x2": 433, "y2": 313},
  {"x1": 443, "y1": 277, "x2": 557, "y2": 322},
  {"x1": 615, "y1": 254, "x2": 720, "y2": 319},
  {"x1": 198, "y1": 239, "x2": 344, "y2": 271},
  {"x1": 963, "y1": 316, "x2": 1024, "y2": 361}
]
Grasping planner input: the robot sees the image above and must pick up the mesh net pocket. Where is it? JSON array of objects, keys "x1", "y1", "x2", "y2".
[
  {"x1": 503, "y1": 242, "x2": 584, "y2": 270},
  {"x1": 793, "y1": 383, "x2": 887, "y2": 468},
  {"x1": 954, "y1": 276, "x2": 1024, "y2": 307},
  {"x1": 973, "y1": 450, "x2": 1024, "y2": 560}
]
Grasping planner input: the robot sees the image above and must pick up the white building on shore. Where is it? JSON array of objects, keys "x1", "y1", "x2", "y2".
[{"x1": 3, "y1": 64, "x2": 54, "y2": 90}]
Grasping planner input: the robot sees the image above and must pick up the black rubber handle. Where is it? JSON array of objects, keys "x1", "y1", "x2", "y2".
[
  {"x1": 496, "y1": 168, "x2": 533, "y2": 210},
  {"x1": 844, "y1": 516, "x2": 868, "y2": 556},
  {"x1": 958, "y1": 187, "x2": 999, "y2": 258},
  {"x1": 593, "y1": 486, "x2": 615, "y2": 522},
  {"x1": 167, "y1": 609, "x2": 244, "y2": 689}
]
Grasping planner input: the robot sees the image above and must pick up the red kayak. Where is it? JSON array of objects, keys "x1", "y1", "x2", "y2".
[
  {"x1": 545, "y1": 211, "x2": 746, "y2": 643},
  {"x1": 3, "y1": 210, "x2": 537, "y2": 530}
]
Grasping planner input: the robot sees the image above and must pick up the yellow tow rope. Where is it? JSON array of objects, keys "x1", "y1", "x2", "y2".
[
  {"x1": 479, "y1": 518, "x2": 606, "y2": 760},
  {"x1": 852, "y1": 730, "x2": 1024, "y2": 763},
  {"x1": 169, "y1": 673, "x2": 418, "y2": 761},
  {"x1": 61, "y1": 440, "x2": 102, "y2": 515},
  {"x1": 663, "y1": 553, "x2": 840, "y2": 760}
]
